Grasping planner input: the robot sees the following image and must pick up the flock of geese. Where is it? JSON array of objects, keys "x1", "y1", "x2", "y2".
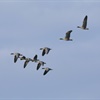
[
  {"x1": 11, "y1": 15, "x2": 89, "y2": 75},
  {"x1": 11, "y1": 47, "x2": 52, "y2": 75},
  {"x1": 60, "y1": 15, "x2": 88, "y2": 41}
]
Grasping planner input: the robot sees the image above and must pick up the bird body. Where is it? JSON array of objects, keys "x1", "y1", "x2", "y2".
[
  {"x1": 42, "y1": 67, "x2": 52, "y2": 75},
  {"x1": 77, "y1": 15, "x2": 89, "y2": 30},
  {"x1": 32, "y1": 54, "x2": 39, "y2": 62},
  {"x1": 40, "y1": 47, "x2": 51, "y2": 56},
  {"x1": 60, "y1": 30, "x2": 73, "y2": 41},
  {"x1": 20, "y1": 56, "x2": 26, "y2": 60},
  {"x1": 23, "y1": 58, "x2": 33, "y2": 68},
  {"x1": 11, "y1": 52, "x2": 23, "y2": 63},
  {"x1": 37, "y1": 61, "x2": 46, "y2": 70}
]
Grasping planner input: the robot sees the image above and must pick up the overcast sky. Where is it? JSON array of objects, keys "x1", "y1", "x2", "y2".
[{"x1": 0, "y1": 0, "x2": 100, "y2": 100}]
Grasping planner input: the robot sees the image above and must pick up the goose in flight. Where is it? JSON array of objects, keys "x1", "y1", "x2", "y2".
[
  {"x1": 23, "y1": 58, "x2": 33, "y2": 68},
  {"x1": 42, "y1": 67, "x2": 52, "y2": 75},
  {"x1": 20, "y1": 56, "x2": 26, "y2": 60},
  {"x1": 32, "y1": 54, "x2": 39, "y2": 62},
  {"x1": 77, "y1": 15, "x2": 89, "y2": 30},
  {"x1": 11, "y1": 52, "x2": 23, "y2": 63},
  {"x1": 37, "y1": 61, "x2": 46, "y2": 70},
  {"x1": 60, "y1": 30, "x2": 73, "y2": 41},
  {"x1": 40, "y1": 47, "x2": 51, "y2": 56}
]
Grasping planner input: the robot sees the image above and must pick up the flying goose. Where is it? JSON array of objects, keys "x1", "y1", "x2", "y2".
[
  {"x1": 32, "y1": 54, "x2": 39, "y2": 62},
  {"x1": 37, "y1": 61, "x2": 46, "y2": 70},
  {"x1": 23, "y1": 58, "x2": 33, "y2": 68},
  {"x1": 42, "y1": 67, "x2": 52, "y2": 75},
  {"x1": 60, "y1": 30, "x2": 73, "y2": 41},
  {"x1": 40, "y1": 47, "x2": 51, "y2": 56},
  {"x1": 20, "y1": 56, "x2": 26, "y2": 60},
  {"x1": 77, "y1": 15, "x2": 89, "y2": 30},
  {"x1": 11, "y1": 52, "x2": 23, "y2": 63}
]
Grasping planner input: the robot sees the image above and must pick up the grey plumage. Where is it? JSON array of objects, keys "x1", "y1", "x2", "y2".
[
  {"x1": 32, "y1": 54, "x2": 39, "y2": 62},
  {"x1": 23, "y1": 58, "x2": 33, "y2": 68},
  {"x1": 11, "y1": 52, "x2": 23, "y2": 63},
  {"x1": 20, "y1": 56, "x2": 26, "y2": 60},
  {"x1": 60, "y1": 30, "x2": 73, "y2": 41},
  {"x1": 37, "y1": 61, "x2": 46, "y2": 70},
  {"x1": 40, "y1": 47, "x2": 51, "y2": 56},
  {"x1": 77, "y1": 15, "x2": 89, "y2": 30},
  {"x1": 42, "y1": 67, "x2": 52, "y2": 75}
]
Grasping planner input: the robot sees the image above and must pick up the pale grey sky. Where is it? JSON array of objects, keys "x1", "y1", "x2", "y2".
[{"x1": 0, "y1": 0, "x2": 100, "y2": 100}]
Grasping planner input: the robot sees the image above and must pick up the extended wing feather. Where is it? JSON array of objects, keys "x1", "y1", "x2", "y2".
[
  {"x1": 46, "y1": 48, "x2": 50, "y2": 54},
  {"x1": 37, "y1": 63, "x2": 41, "y2": 70},
  {"x1": 24, "y1": 60, "x2": 29, "y2": 68},
  {"x1": 65, "y1": 30, "x2": 72, "y2": 39},
  {"x1": 14, "y1": 55, "x2": 18, "y2": 63},
  {"x1": 42, "y1": 49, "x2": 45, "y2": 56},
  {"x1": 82, "y1": 15, "x2": 87, "y2": 29},
  {"x1": 43, "y1": 70, "x2": 48, "y2": 75},
  {"x1": 34, "y1": 55, "x2": 37, "y2": 60}
]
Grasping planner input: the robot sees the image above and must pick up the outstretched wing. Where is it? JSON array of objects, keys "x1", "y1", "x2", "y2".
[
  {"x1": 42, "y1": 49, "x2": 45, "y2": 56},
  {"x1": 43, "y1": 70, "x2": 48, "y2": 75},
  {"x1": 45, "y1": 48, "x2": 50, "y2": 54},
  {"x1": 14, "y1": 55, "x2": 18, "y2": 63},
  {"x1": 34, "y1": 55, "x2": 38, "y2": 60},
  {"x1": 37, "y1": 63, "x2": 41, "y2": 70},
  {"x1": 24, "y1": 60, "x2": 29, "y2": 68},
  {"x1": 65, "y1": 30, "x2": 72, "y2": 39},
  {"x1": 82, "y1": 15, "x2": 87, "y2": 29}
]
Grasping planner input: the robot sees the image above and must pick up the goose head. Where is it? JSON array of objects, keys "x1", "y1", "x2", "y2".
[
  {"x1": 59, "y1": 38, "x2": 64, "y2": 40},
  {"x1": 11, "y1": 53, "x2": 14, "y2": 55},
  {"x1": 40, "y1": 48, "x2": 43, "y2": 50},
  {"x1": 77, "y1": 26, "x2": 81, "y2": 28}
]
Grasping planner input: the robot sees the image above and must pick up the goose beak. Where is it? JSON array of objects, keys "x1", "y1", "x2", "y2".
[
  {"x1": 10, "y1": 53, "x2": 13, "y2": 55},
  {"x1": 40, "y1": 48, "x2": 43, "y2": 50},
  {"x1": 77, "y1": 26, "x2": 80, "y2": 28}
]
